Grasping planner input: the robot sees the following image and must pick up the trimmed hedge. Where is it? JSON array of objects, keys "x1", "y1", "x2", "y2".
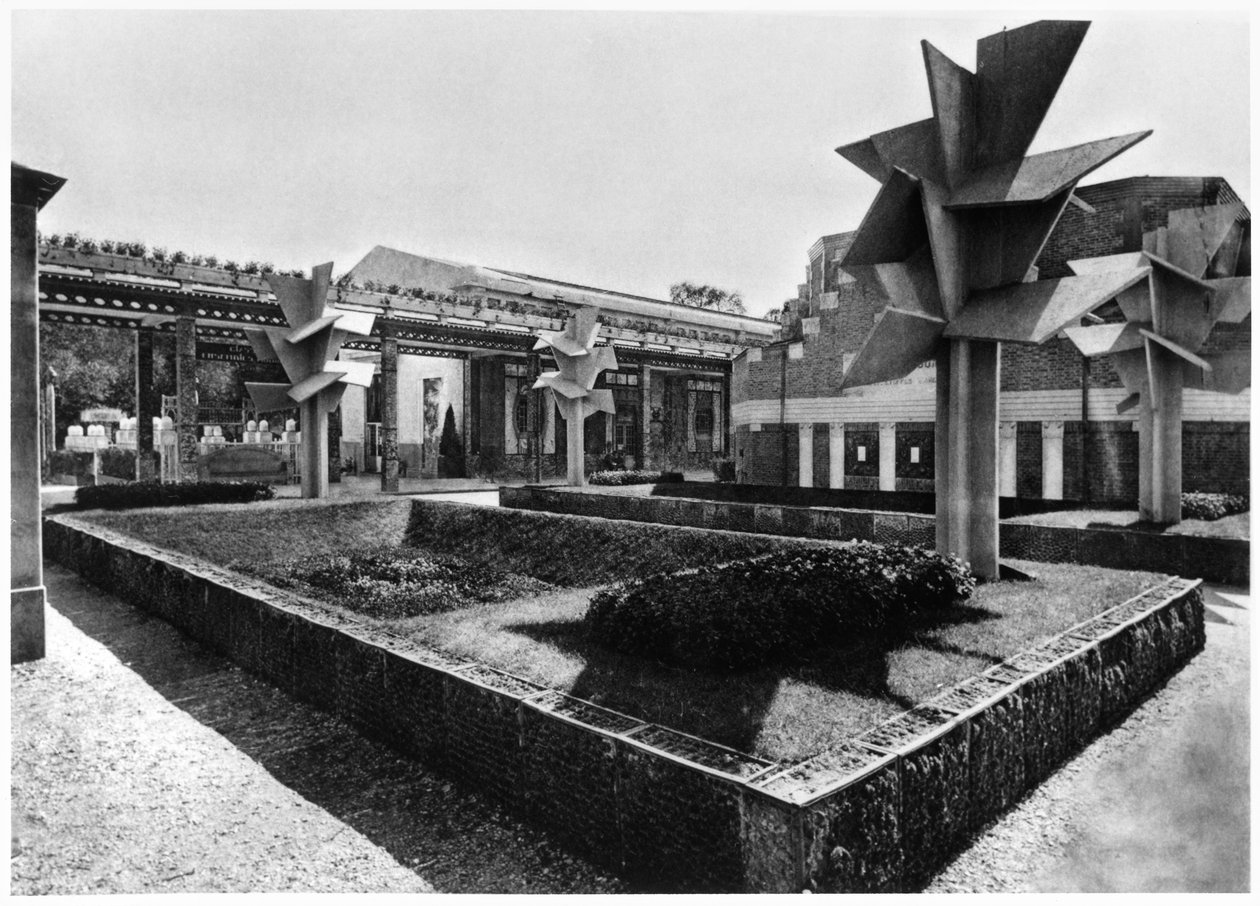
[
  {"x1": 98, "y1": 446, "x2": 137, "y2": 480},
  {"x1": 404, "y1": 500, "x2": 826, "y2": 586},
  {"x1": 48, "y1": 449, "x2": 96, "y2": 478},
  {"x1": 712, "y1": 458, "x2": 736, "y2": 482},
  {"x1": 588, "y1": 470, "x2": 684, "y2": 486},
  {"x1": 1181, "y1": 492, "x2": 1249, "y2": 521},
  {"x1": 75, "y1": 480, "x2": 275, "y2": 510},
  {"x1": 585, "y1": 543, "x2": 976, "y2": 671}
]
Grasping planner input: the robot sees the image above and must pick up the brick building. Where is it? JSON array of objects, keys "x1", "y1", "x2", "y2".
[{"x1": 733, "y1": 177, "x2": 1250, "y2": 503}]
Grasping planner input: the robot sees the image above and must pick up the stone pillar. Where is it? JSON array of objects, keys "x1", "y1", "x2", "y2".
[
  {"x1": 878, "y1": 422, "x2": 897, "y2": 492},
  {"x1": 175, "y1": 316, "x2": 199, "y2": 482},
  {"x1": 1041, "y1": 421, "x2": 1064, "y2": 501},
  {"x1": 828, "y1": 422, "x2": 845, "y2": 489},
  {"x1": 935, "y1": 340, "x2": 1000, "y2": 580},
  {"x1": 640, "y1": 365, "x2": 654, "y2": 470},
  {"x1": 135, "y1": 328, "x2": 156, "y2": 481},
  {"x1": 999, "y1": 421, "x2": 1017, "y2": 498},
  {"x1": 11, "y1": 165, "x2": 63, "y2": 664},
  {"x1": 300, "y1": 394, "x2": 329, "y2": 499},
  {"x1": 380, "y1": 328, "x2": 399, "y2": 493},
  {"x1": 1139, "y1": 342, "x2": 1185, "y2": 523},
  {"x1": 327, "y1": 402, "x2": 342, "y2": 484},
  {"x1": 527, "y1": 352, "x2": 542, "y2": 483},
  {"x1": 797, "y1": 423, "x2": 813, "y2": 487}
]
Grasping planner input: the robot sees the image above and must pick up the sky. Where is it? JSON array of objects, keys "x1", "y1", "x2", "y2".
[{"x1": 10, "y1": 8, "x2": 1251, "y2": 319}]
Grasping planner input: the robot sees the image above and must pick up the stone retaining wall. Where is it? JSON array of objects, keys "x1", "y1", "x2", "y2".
[
  {"x1": 44, "y1": 513, "x2": 1204, "y2": 892},
  {"x1": 501, "y1": 486, "x2": 1248, "y2": 585}
]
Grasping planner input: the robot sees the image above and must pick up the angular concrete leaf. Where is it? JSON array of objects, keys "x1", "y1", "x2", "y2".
[
  {"x1": 842, "y1": 168, "x2": 927, "y2": 266},
  {"x1": 264, "y1": 326, "x2": 312, "y2": 384},
  {"x1": 845, "y1": 247, "x2": 943, "y2": 319},
  {"x1": 1148, "y1": 256, "x2": 1216, "y2": 350},
  {"x1": 839, "y1": 308, "x2": 946, "y2": 390},
  {"x1": 287, "y1": 370, "x2": 343, "y2": 404},
  {"x1": 533, "y1": 330, "x2": 591, "y2": 358},
  {"x1": 922, "y1": 40, "x2": 976, "y2": 188},
  {"x1": 534, "y1": 372, "x2": 586, "y2": 400},
  {"x1": 1166, "y1": 203, "x2": 1246, "y2": 278},
  {"x1": 974, "y1": 20, "x2": 1090, "y2": 167},
  {"x1": 245, "y1": 382, "x2": 296, "y2": 413},
  {"x1": 1067, "y1": 252, "x2": 1149, "y2": 275},
  {"x1": 1111, "y1": 347, "x2": 1149, "y2": 396},
  {"x1": 920, "y1": 180, "x2": 967, "y2": 317},
  {"x1": 946, "y1": 132, "x2": 1151, "y2": 208},
  {"x1": 243, "y1": 328, "x2": 279, "y2": 363},
  {"x1": 1185, "y1": 350, "x2": 1250, "y2": 394},
  {"x1": 966, "y1": 187, "x2": 1074, "y2": 290},
  {"x1": 867, "y1": 118, "x2": 945, "y2": 184},
  {"x1": 1209, "y1": 276, "x2": 1251, "y2": 323},
  {"x1": 334, "y1": 309, "x2": 376, "y2": 336},
  {"x1": 1062, "y1": 321, "x2": 1146, "y2": 357},
  {"x1": 286, "y1": 313, "x2": 341, "y2": 345},
  {"x1": 1115, "y1": 392, "x2": 1141, "y2": 415},
  {"x1": 1139, "y1": 328, "x2": 1213, "y2": 372},
  {"x1": 835, "y1": 136, "x2": 889, "y2": 183},
  {"x1": 944, "y1": 270, "x2": 1150, "y2": 344},
  {"x1": 330, "y1": 359, "x2": 376, "y2": 388},
  {"x1": 583, "y1": 389, "x2": 616, "y2": 418}
]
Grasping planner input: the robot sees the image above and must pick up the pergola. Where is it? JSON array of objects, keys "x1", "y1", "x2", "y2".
[{"x1": 36, "y1": 242, "x2": 764, "y2": 491}]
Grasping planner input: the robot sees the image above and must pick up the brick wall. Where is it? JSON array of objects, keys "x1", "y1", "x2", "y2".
[{"x1": 1183, "y1": 421, "x2": 1250, "y2": 494}]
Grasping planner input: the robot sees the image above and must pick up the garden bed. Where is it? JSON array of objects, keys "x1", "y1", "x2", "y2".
[
  {"x1": 76, "y1": 498, "x2": 1166, "y2": 763},
  {"x1": 47, "y1": 501, "x2": 1205, "y2": 892}
]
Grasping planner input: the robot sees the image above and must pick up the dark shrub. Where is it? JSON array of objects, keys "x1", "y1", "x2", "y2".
[
  {"x1": 98, "y1": 446, "x2": 137, "y2": 480},
  {"x1": 1181, "y1": 492, "x2": 1248, "y2": 521},
  {"x1": 257, "y1": 546, "x2": 549, "y2": 619},
  {"x1": 712, "y1": 457, "x2": 736, "y2": 482},
  {"x1": 75, "y1": 480, "x2": 275, "y2": 510},
  {"x1": 585, "y1": 543, "x2": 975, "y2": 671},
  {"x1": 48, "y1": 449, "x2": 96, "y2": 479},
  {"x1": 589, "y1": 469, "x2": 663, "y2": 486}
]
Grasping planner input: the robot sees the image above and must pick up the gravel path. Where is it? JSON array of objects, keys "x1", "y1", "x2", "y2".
[
  {"x1": 927, "y1": 585, "x2": 1249, "y2": 893},
  {"x1": 10, "y1": 564, "x2": 626, "y2": 895},
  {"x1": 12, "y1": 565, "x2": 1247, "y2": 894}
]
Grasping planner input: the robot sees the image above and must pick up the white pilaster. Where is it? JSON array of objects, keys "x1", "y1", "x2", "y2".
[
  {"x1": 999, "y1": 421, "x2": 1017, "y2": 497},
  {"x1": 1042, "y1": 420, "x2": 1064, "y2": 500},
  {"x1": 798, "y1": 423, "x2": 814, "y2": 488},
  {"x1": 828, "y1": 422, "x2": 845, "y2": 489},
  {"x1": 879, "y1": 421, "x2": 896, "y2": 492}
]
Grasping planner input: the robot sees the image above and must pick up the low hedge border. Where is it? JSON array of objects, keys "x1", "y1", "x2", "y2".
[
  {"x1": 75, "y1": 480, "x2": 275, "y2": 510},
  {"x1": 500, "y1": 486, "x2": 1249, "y2": 585},
  {"x1": 43, "y1": 513, "x2": 1204, "y2": 893}
]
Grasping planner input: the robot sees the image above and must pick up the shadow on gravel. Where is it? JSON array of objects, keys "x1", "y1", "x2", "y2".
[{"x1": 46, "y1": 566, "x2": 629, "y2": 895}]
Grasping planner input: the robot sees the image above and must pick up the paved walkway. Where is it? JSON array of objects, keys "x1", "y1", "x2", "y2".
[{"x1": 11, "y1": 565, "x2": 1248, "y2": 893}]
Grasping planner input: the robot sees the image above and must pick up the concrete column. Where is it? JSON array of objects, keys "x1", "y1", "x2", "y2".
[
  {"x1": 1041, "y1": 420, "x2": 1064, "y2": 500},
  {"x1": 380, "y1": 328, "x2": 399, "y2": 492},
  {"x1": 11, "y1": 166, "x2": 62, "y2": 664},
  {"x1": 175, "y1": 316, "x2": 199, "y2": 482},
  {"x1": 1139, "y1": 341, "x2": 1185, "y2": 523},
  {"x1": 797, "y1": 423, "x2": 813, "y2": 488},
  {"x1": 878, "y1": 421, "x2": 897, "y2": 492},
  {"x1": 935, "y1": 339, "x2": 1000, "y2": 580},
  {"x1": 999, "y1": 421, "x2": 1017, "y2": 497},
  {"x1": 300, "y1": 393, "x2": 330, "y2": 499},
  {"x1": 828, "y1": 422, "x2": 845, "y2": 489},
  {"x1": 135, "y1": 327, "x2": 156, "y2": 481}
]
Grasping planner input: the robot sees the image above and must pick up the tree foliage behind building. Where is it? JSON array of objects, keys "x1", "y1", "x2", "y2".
[{"x1": 668, "y1": 281, "x2": 746, "y2": 315}]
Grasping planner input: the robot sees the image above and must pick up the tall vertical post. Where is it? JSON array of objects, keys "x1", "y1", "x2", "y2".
[
  {"x1": 301, "y1": 394, "x2": 329, "y2": 498},
  {"x1": 935, "y1": 340, "x2": 1000, "y2": 578},
  {"x1": 1041, "y1": 421, "x2": 1064, "y2": 500},
  {"x1": 999, "y1": 421, "x2": 1017, "y2": 497},
  {"x1": 828, "y1": 422, "x2": 845, "y2": 489},
  {"x1": 527, "y1": 351, "x2": 542, "y2": 483},
  {"x1": 1140, "y1": 341, "x2": 1185, "y2": 523},
  {"x1": 380, "y1": 327, "x2": 399, "y2": 492},
  {"x1": 797, "y1": 423, "x2": 814, "y2": 488},
  {"x1": 135, "y1": 327, "x2": 156, "y2": 481},
  {"x1": 175, "y1": 315, "x2": 198, "y2": 482},
  {"x1": 11, "y1": 165, "x2": 63, "y2": 663},
  {"x1": 640, "y1": 365, "x2": 653, "y2": 470},
  {"x1": 878, "y1": 422, "x2": 897, "y2": 492},
  {"x1": 566, "y1": 411, "x2": 585, "y2": 486}
]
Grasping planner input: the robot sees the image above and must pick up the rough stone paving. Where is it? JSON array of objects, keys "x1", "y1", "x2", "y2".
[{"x1": 9, "y1": 565, "x2": 626, "y2": 895}]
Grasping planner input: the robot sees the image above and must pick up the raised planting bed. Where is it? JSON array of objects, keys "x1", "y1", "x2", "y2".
[
  {"x1": 502, "y1": 485, "x2": 1249, "y2": 585},
  {"x1": 47, "y1": 498, "x2": 1205, "y2": 892}
]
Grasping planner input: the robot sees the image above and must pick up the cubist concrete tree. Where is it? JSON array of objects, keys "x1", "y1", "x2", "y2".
[
  {"x1": 243, "y1": 263, "x2": 376, "y2": 498},
  {"x1": 834, "y1": 20, "x2": 1151, "y2": 578},
  {"x1": 532, "y1": 307, "x2": 618, "y2": 486},
  {"x1": 1063, "y1": 203, "x2": 1251, "y2": 523}
]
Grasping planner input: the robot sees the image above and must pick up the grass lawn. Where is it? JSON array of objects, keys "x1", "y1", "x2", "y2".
[
  {"x1": 1003, "y1": 508, "x2": 1249, "y2": 540},
  {"x1": 77, "y1": 498, "x2": 1168, "y2": 763}
]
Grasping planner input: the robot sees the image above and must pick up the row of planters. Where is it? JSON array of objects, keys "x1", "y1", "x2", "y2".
[
  {"x1": 47, "y1": 448, "x2": 138, "y2": 486},
  {"x1": 42, "y1": 509, "x2": 1205, "y2": 893}
]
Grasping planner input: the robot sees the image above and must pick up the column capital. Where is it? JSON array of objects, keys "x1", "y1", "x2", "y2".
[
  {"x1": 1042, "y1": 420, "x2": 1065, "y2": 439},
  {"x1": 1000, "y1": 421, "x2": 1018, "y2": 440},
  {"x1": 879, "y1": 421, "x2": 897, "y2": 432},
  {"x1": 829, "y1": 421, "x2": 846, "y2": 432}
]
